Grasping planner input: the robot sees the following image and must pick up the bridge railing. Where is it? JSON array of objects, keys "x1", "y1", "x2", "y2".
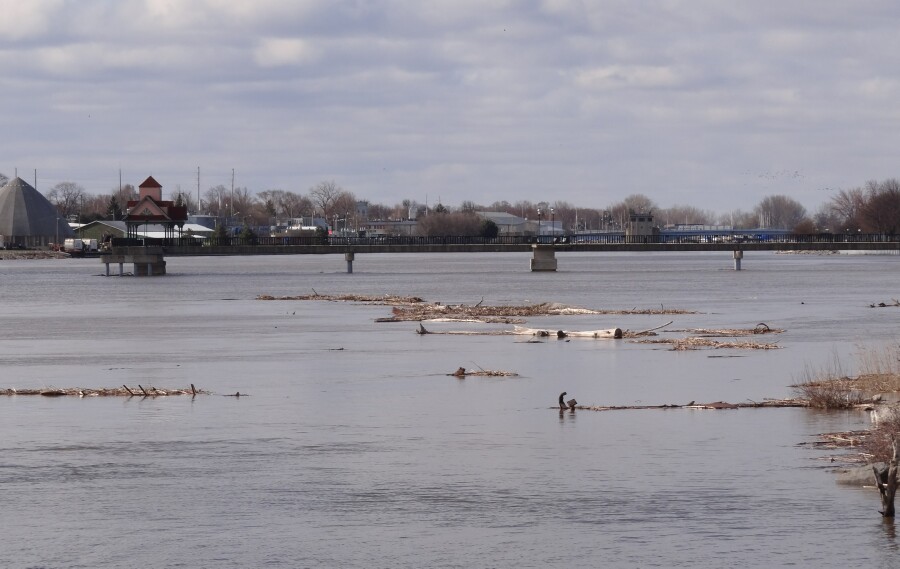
[{"x1": 109, "y1": 232, "x2": 898, "y2": 250}]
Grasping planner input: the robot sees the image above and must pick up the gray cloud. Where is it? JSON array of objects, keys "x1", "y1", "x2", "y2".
[{"x1": 1, "y1": 0, "x2": 898, "y2": 213}]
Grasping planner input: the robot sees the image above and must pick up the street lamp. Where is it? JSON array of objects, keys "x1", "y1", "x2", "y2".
[
  {"x1": 550, "y1": 208, "x2": 555, "y2": 236},
  {"x1": 537, "y1": 208, "x2": 542, "y2": 237}
]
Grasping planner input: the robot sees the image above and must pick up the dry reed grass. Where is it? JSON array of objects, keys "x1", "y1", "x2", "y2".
[
  {"x1": 853, "y1": 343, "x2": 900, "y2": 392},
  {"x1": 791, "y1": 353, "x2": 865, "y2": 409}
]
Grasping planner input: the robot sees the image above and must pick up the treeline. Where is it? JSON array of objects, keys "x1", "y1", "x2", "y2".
[{"x1": 1, "y1": 171, "x2": 897, "y2": 234}]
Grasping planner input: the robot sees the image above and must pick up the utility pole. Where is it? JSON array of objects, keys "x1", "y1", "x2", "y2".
[
  {"x1": 231, "y1": 168, "x2": 235, "y2": 219},
  {"x1": 197, "y1": 167, "x2": 201, "y2": 215}
]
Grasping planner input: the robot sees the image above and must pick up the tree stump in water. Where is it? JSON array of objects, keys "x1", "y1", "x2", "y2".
[{"x1": 874, "y1": 436, "x2": 900, "y2": 517}]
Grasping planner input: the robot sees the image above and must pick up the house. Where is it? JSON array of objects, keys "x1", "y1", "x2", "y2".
[
  {"x1": 77, "y1": 220, "x2": 214, "y2": 242},
  {"x1": 476, "y1": 212, "x2": 527, "y2": 236},
  {"x1": 123, "y1": 176, "x2": 188, "y2": 239}
]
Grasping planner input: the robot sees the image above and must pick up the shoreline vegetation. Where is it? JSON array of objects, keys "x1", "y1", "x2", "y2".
[
  {"x1": 0, "y1": 250, "x2": 70, "y2": 260},
  {"x1": 792, "y1": 345, "x2": 900, "y2": 466}
]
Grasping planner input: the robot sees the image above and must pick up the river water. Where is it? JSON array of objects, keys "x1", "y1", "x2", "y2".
[{"x1": 1, "y1": 251, "x2": 898, "y2": 568}]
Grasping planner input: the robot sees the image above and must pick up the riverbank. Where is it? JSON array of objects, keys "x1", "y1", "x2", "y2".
[{"x1": 0, "y1": 250, "x2": 70, "y2": 260}]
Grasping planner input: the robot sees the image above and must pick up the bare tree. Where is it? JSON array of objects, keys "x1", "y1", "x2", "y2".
[
  {"x1": 859, "y1": 179, "x2": 900, "y2": 234},
  {"x1": 0, "y1": 172, "x2": 8, "y2": 187},
  {"x1": 718, "y1": 209, "x2": 758, "y2": 229},
  {"x1": 309, "y1": 180, "x2": 344, "y2": 218},
  {"x1": 230, "y1": 186, "x2": 256, "y2": 220},
  {"x1": 622, "y1": 194, "x2": 658, "y2": 213},
  {"x1": 754, "y1": 195, "x2": 807, "y2": 230},
  {"x1": 282, "y1": 192, "x2": 313, "y2": 220},
  {"x1": 459, "y1": 200, "x2": 480, "y2": 213},
  {"x1": 47, "y1": 182, "x2": 87, "y2": 218},
  {"x1": 112, "y1": 183, "x2": 137, "y2": 206},
  {"x1": 204, "y1": 185, "x2": 230, "y2": 216},
  {"x1": 659, "y1": 205, "x2": 716, "y2": 226},
  {"x1": 171, "y1": 185, "x2": 197, "y2": 213}
]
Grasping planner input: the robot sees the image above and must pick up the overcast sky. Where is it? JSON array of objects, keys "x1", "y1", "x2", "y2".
[{"x1": 1, "y1": 1, "x2": 898, "y2": 216}]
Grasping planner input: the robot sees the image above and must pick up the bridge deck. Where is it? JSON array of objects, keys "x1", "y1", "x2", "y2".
[{"x1": 104, "y1": 239, "x2": 900, "y2": 257}]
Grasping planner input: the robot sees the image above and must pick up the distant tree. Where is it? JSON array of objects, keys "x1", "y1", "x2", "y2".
[
  {"x1": 659, "y1": 205, "x2": 715, "y2": 226},
  {"x1": 171, "y1": 186, "x2": 197, "y2": 213},
  {"x1": 331, "y1": 191, "x2": 358, "y2": 224},
  {"x1": 859, "y1": 179, "x2": 900, "y2": 234},
  {"x1": 230, "y1": 187, "x2": 256, "y2": 221},
  {"x1": 827, "y1": 187, "x2": 865, "y2": 231},
  {"x1": 754, "y1": 195, "x2": 807, "y2": 230},
  {"x1": 0, "y1": 172, "x2": 8, "y2": 187},
  {"x1": 211, "y1": 223, "x2": 229, "y2": 244},
  {"x1": 550, "y1": 200, "x2": 575, "y2": 233},
  {"x1": 433, "y1": 203, "x2": 448, "y2": 214},
  {"x1": 459, "y1": 200, "x2": 479, "y2": 213},
  {"x1": 792, "y1": 218, "x2": 817, "y2": 234},
  {"x1": 416, "y1": 211, "x2": 481, "y2": 236},
  {"x1": 260, "y1": 190, "x2": 312, "y2": 220},
  {"x1": 47, "y1": 181, "x2": 86, "y2": 218},
  {"x1": 239, "y1": 223, "x2": 258, "y2": 243},
  {"x1": 622, "y1": 194, "x2": 657, "y2": 213},
  {"x1": 106, "y1": 195, "x2": 123, "y2": 220},
  {"x1": 604, "y1": 194, "x2": 659, "y2": 231},
  {"x1": 489, "y1": 200, "x2": 513, "y2": 213},
  {"x1": 719, "y1": 209, "x2": 758, "y2": 229},
  {"x1": 813, "y1": 204, "x2": 844, "y2": 233},
  {"x1": 309, "y1": 180, "x2": 344, "y2": 218},
  {"x1": 204, "y1": 185, "x2": 230, "y2": 217},
  {"x1": 480, "y1": 218, "x2": 499, "y2": 239},
  {"x1": 264, "y1": 199, "x2": 277, "y2": 219}
]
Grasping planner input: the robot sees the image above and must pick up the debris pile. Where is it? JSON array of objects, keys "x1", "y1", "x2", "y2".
[
  {"x1": 449, "y1": 367, "x2": 518, "y2": 378},
  {"x1": 2, "y1": 385, "x2": 208, "y2": 397},
  {"x1": 631, "y1": 337, "x2": 781, "y2": 350}
]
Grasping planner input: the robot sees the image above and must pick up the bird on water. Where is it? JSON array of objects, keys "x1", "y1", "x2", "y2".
[{"x1": 559, "y1": 392, "x2": 576, "y2": 410}]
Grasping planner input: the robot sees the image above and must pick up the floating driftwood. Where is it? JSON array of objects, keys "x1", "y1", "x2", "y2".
[
  {"x1": 259, "y1": 293, "x2": 697, "y2": 324},
  {"x1": 415, "y1": 323, "x2": 623, "y2": 339},
  {"x1": 2, "y1": 384, "x2": 209, "y2": 397},
  {"x1": 622, "y1": 320, "x2": 675, "y2": 338},
  {"x1": 512, "y1": 325, "x2": 623, "y2": 339},
  {"x1": 869, "y1": 299, "x2": 900, "y2": 308},
  {"x1": 557, "y1": 398, "x2": 808, "y2": 412},
  {"x1": 258, "y1": 292, "x2": 424, "y2": 305},
  {"x1": 631, "y1": 337, "x2": 781, "y2": 350},
  {"x1": 389, "y1": 301, "x2": 695, "y2": 323},
  {"x1": 666, "y1": 323, "x2": 783, "y2": 337},
  {"x1": 449, "y1": 366, "x2": 518, "y2": 377}
]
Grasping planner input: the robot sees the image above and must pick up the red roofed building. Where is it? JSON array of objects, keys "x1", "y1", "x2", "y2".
[{"x1": 124, "y1": 176, "x2": 189, "y2": 238}]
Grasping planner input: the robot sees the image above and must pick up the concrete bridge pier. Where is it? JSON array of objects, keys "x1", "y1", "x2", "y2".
[
  {"x1": 733, "y1": 249, "x2": 743, "y2": 271},
  {"x1": 100, "y1": 248, "x2": 166, "y2": 276},
  {"x1": 531, "y1": 244, "x2": 557, "y2": 272},
  {"x1": 345, "y1": 251, "x2": 355, "y2": 274}
]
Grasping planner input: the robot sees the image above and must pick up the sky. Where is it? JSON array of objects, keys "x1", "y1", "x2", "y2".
[{"x1": 1, "y1": 1, "x2": 899, "y2": 216}]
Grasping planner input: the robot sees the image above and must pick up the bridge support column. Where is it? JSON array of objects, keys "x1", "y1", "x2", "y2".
[
  {"x1": 345, "y1": 251, "x2": 355, "y2": 274},
  {"x1": 100, "y1": 248, "x2": 165, "y2": 276},
  {"x1": 733, "y1": 250, "x2": 743, "y2": 271},
  {"x1": 531, "y1": 245, "x2": 557, "y2": 272}
]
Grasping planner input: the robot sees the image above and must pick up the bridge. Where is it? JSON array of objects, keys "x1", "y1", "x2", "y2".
[{"x1": 99, "y1": 233, "x2": 900, "y2": 275}]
